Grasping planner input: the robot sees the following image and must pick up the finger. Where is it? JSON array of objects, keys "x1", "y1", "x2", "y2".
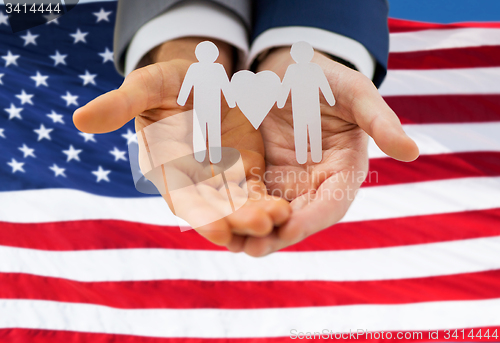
[
  {"x1": 356, "y1": 102, "x2": 419, "y2": 162},
  {"x1": 351, "y1": 82, "x2": 419, "y2": 161},
  {"x1": 329, "y1": 64, "x2": 419, "y2": 162},
  {"x1": 195, "y1": 219, "x2": 233, "y2": 247},
  {"x1": 249, "y1": 195, "x2": 292, "y2": 226},
  {"x1": 221, "y1": 180, "x2": 272, "y2": 237},
  {"x1": 242, "y1": 202, "x2": 307, "y2": 258},
  {"x1": 168, "y1": 183, "x2": 232, "y2": 246},
  {"x1": 226, "y1": 181, "x2": 291, "y2": 226},
  {"x1": 226, "y1": 205, "x2": 273, "y2": 237},
  {"x1": 243, "y1": 171, "x2": 358, "y2": 257},
  {"x1": 73, "y1": 64, "x2": 167, "y2": 134},
  {"x1": 282, "y1": 167, "x2": 361, "y2": 236},
  {"x1": 226, "y1": 234, "x2": 247, "y2": 253},
  {"x1": 242, "y1": 192, "x2": 341, "y2": 257},
  {"x1": 242, "y1": 230, "x2": 280, "y2": 258}
]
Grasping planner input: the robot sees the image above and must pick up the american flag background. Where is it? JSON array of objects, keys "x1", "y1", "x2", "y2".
[{"x1": 1, "y1": 0, "x2": 500, "y2": 341}]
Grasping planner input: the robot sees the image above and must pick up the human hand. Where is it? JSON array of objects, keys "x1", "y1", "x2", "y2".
[
  {"x1": 235, "y1": 47, "x2": 419, "y2": 257},
  {"x1": 73, "y1": 38, "x2": 291, "y2": 249}
]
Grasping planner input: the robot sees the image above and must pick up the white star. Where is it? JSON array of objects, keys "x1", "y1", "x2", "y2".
[
  {"x1": 93, "y1": 8, "x2": 112, "y2": 22},
  {"x1": 16, "y1": 90, "x2": 34, "y2": 105},
  {"x1": 109, "y1": 147, "x2": 127, "y2": 161},
  {"x1": 122, "y1": 129, "x2": 137, "y2": 144},
  {"x1": 47, "y1": 110, "x2": 64, "y2": 124},
  {"x1": 7, "y1": 158, "x2": 25, "y2": 173},
  {"x1": 0, "y1": 73, "x2": 4, "y2": 85},
  {"x1": 79, "y1": 70, "x2": 97, "y2": 86},
  {"x1": 98, "y1": 48, "x2": 113, "y2": 63},
  {"x1": 49, "y1": 163, "x2": 66, "y2": 177},
  {"x1": 92, "y1": 166, "x2": 111, "y2": 182},
  {"x1": 79, "y1": 132, "x2": 96, "y2": 142},
  {"x1": 44, "y1": 13, "x2": 59, "y2": 25},
  {"x1": 50, "y1": 50, "x2": 67, "y2": 66},
  {"x1": 20, "y1": 30, "x2": 39, "y2": 46},
  {"x1": 49, "y1": 164, "x2": 66, "y2": 177},
  {"x1": 30, "y1": 71, "x2": 49, "y2": 87},
  {"x1": 4, "y1": 103, "x2": 23, "y2": 120},
  {"x1": 62, "y1": 145, "x2": 82, "y2": 162},
  {"x1": 2, "y1": 51, "x2": 20, "y2": 67},
  {"x1": 0, "y1": 12, "x2": 9, "y2": 26},
  {"x1": 34, "y1": 124, "x2": 53, "y2": 141},
  {"x1": 61, "y1": 91, "x2": 78, "y2": 106},
  {"x1": 19, "y1": 144, "x2": 35, "y2": 158},
  {"x1": 70, "y1": 28, "x2": 88, "y2": 44},
  {"x1": 0, "y1": 128, "x2": 5, "y2": 138}
]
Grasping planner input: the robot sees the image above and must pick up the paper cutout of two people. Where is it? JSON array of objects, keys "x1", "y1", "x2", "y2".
[{"x1": 177, "y1": 41, "x2": 335, "y2": 165}]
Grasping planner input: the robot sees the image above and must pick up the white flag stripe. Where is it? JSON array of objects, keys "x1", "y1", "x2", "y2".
[
  {"x1": 2, "y1": 177, "x2": 500, "y2": 225},
  {"x1": 368, "y1": 122, "x2": 500, "y2": 158},
  {"x1": 0, "y1": 298, "x2": 499, "y2": 338},
  {"x1": 343, "y1": 176, "x2": 500, "y2": 223},
  {"x1": 379, "y1": 67, "x2": 500, "y2": 96},
  {"x1": 1, "y1": 188, "x2": 184, "y2": 226},
  {"x1": 389, "y1": 28, "x2": 500, "y2": 52},
  {"x1": 1, "y1": 235, "x2": 500, "y2": 282}
]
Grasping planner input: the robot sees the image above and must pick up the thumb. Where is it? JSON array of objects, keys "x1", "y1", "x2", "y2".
[
  {"x1": 353, "y1": 89, "x2": 419, "y2": 162},
  {"x1": 339, "y1": 72, "x2": 419, "y2": 162},
  {"x1": 73, "y1": 65, "x2": 165, "y2": 134}
]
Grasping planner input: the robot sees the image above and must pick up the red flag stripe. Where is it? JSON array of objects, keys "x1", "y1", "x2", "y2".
[
  {"x1": 1, "y1": 327, "x2": 500, "y2": 342},
  {"x1": 0, "y1": 221, "x2": 209, "y2": 251},
  {"x1": 1, "y1": 270, "x2": 500, "y2": 309},
  {"x1": 363, "y1": 152, "x2": 500, "y2": 187},
  {"x1": 388, "y1": 46, "x2": 500, "y2": 70},
  {"x1": 1, "y1": 208, "x2": 500, "y2": 251},
  {"x1": 385, "y1": 95, "x2": 500, "y2": 124},
  {"x1": 389, "y1": 17, "x2": 500, "y2": 33}
]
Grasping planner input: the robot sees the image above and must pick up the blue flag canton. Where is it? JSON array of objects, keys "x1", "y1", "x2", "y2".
[{"x1": 0, "y1": 2, "x2": 153, "y2": 198}]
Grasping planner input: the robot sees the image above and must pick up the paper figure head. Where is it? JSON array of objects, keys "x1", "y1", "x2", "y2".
[
  {"x1": 290, "y1": 41, "x2": 314, "y2": 63},
  {"x1": 195, "y1": 41, "x2": 219, "y2": 63}
]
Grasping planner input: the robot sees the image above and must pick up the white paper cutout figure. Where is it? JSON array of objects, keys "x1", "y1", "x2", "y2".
[
  {"x1": 177, "y1": 41, "x2": 236, "y2": 164},
  {"x1": 231, "y1": 70, "x2": 281, "y2": 130},
  {"x1": 178, "y1": 40, "x2": 335, "y2": 166},
  {"x1": 278, "y1": 41, "x2": 336, "y2": 164}
]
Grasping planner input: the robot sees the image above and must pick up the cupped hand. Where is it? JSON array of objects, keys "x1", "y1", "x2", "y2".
[
  {"x1": 237, "y1": 47, "x2": 419, "y2": 257},
  {"x1": 73, "y1": 38, "x2": 291, "y2": 250}
]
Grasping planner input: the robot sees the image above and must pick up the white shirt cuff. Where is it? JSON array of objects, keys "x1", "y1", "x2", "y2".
[
  {"x1": 125, "y1": 0, "x2": 249, "y2": 75},
  {"x1": 247, "y1": 26, "x2": 376, "y2": 80}
]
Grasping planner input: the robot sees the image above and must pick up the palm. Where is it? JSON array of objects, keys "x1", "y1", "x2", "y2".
[{"x1": 261, "y1": 102, "x2": 368, "y2": 202}]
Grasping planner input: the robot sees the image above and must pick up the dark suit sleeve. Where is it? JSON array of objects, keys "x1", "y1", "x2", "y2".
[
  {"x1": 252, "y1": 0, "x2": 390, "y2": 87},
  {"x1": 114, "y1": 0, "x2": 251, "y2": 74}
]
